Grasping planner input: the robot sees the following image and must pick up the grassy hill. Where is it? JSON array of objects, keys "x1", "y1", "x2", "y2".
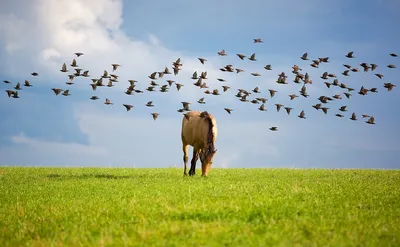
[{"x1": 0, "y1": 167, "x2": 399, "y2": 246}]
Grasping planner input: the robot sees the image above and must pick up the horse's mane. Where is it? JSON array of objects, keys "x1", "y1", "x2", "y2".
[{"x1": 200, "y1": 111, "x2": 216, "y2": 161}]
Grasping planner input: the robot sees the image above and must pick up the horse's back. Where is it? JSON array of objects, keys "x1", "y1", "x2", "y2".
[
  {"x1": 181, "y1": 111, "x2": 201, "y2": 142},
  {"x1": 181, "y1": 111, "x2": 217, "y2": 146}
]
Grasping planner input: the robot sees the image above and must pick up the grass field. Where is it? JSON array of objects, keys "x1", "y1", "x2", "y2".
[{"x1": 0, "y1": 167, "x2": 399, "y2": 246}]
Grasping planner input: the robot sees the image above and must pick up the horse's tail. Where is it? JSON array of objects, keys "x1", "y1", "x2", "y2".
[{"x1": 200, "y1": 111, "x2": 217, "y2": 153}]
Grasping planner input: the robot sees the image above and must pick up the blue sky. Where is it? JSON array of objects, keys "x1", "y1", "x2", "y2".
[{"x1": 0, "y1": 0, "x2": 399, "y2": 169}]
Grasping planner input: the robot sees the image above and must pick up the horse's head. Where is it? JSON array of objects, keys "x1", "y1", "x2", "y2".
[{"x1": 200, "y1": 148, "x2": 217, "y2": 176}]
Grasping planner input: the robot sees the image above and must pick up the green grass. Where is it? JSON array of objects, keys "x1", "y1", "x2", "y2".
[{"x1": 0, "y1": 168, "x2": 399, "y2": 246}]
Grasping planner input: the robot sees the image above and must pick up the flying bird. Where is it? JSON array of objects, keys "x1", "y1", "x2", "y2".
[
  {"x1": 366, "y1": 116, "x2": 375, "y2": 125},
  {"x1": 104, "y1": 98, "x2": 113, "y2": 105},
  {"x1": 198, "y1": 58, "x2": 207, "y2": 64},
  {"x1": 300, "y1": 53, "x2": 309, "y2": 60},
  {"x1": 112, "y1": 64, "x2": 121, "y2": 71},
  {"x1": 224, "y1": 108, "x2": 233, "y2": 114},
  {"x1": 298, "y1": 110, "x2": 306, "y2": 119},
  {"x1": 62, "y1": 90, "x2": 70, "y2": 96},
  {"x1": 52, "y1": 88, "x2": 63, "y2": 95},
  {"x1": 346, "y1": 51, "x2": 355, "y2": 58},
  {"x1": 218, "y1": 49, "x2": 227, "y2": 56},
  {"x1": 123, "y1": 104, "x2": 134, "y2": 111},
  {"x1": 60, "y1": 63, "x2": 68, "y2": 72},
  {"x1": 151, "y1": 113, "x2": 159, "y2": 121}
]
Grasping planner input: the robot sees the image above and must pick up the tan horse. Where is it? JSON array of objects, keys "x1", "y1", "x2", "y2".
[{"x1": 181, "y1": 111, "x2": 218, "y2": 177}]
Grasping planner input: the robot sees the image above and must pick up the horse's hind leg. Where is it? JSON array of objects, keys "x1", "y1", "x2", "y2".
[
  {"x1": 189, "y1": 148, "x2": 199, "y2": 176},
  {"x1": 183, "y1": 144, "x2": 189, "y2": 176}
]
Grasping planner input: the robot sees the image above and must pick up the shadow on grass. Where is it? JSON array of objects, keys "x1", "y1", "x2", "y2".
[
  {"x1": 168, "y1": 207, "x2": 277, "y2": 223},
  {"x1": 168, "y1": 211, "x2": 226, "y2": 222},
  {"x1": 47, "y1": 173, "x2": 134, "y2": 179}
]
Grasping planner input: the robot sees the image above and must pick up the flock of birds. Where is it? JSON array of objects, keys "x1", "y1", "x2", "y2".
[{"x1": 2, "y1": 38, "x2": 398, "y2": 131}]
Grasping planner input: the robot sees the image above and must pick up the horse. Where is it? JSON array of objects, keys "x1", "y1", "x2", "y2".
[{"x1": 181, "y1": 111, "x2": 218, "y2": 177}]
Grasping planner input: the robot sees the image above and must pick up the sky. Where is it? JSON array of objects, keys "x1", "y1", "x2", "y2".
[{"x1": 0, "y1": 0, "x2": 399, "y2": 169}]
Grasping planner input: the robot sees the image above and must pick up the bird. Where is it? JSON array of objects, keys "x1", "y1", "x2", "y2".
[
  {"x1": 10, "y1": 90, "x2": 19, "y2": 98},
  {"x1": 146, "y1": 101, "x2": 154, "y2": 107},
  {"x1": 236, "y1": 54, "x2": 246, "y2": 60},
  {"x1": 336, "y1": 114, "x2": 344, "y2": 118},
  {"x1": 389, "y1": 53, "x2": 397, "y2": 57},
  {"x1": 346, "y1": 51, "x2": 355, "y2": 58},
  {"x1": 300, "y1": 53, "x2": 309, "y2": 60},
  {"x1": 264, "y1": 64, "x2": 272, "y2": 70},
  {"x1": 298, "y1": 110, "x2": 306, "y2": 119},
  {"x1": 52, "y1": 88, "x2": 63, "y2": 95},
  {"x1": 350, "y1": 113, "x2": 357, "y2": 121},
  {"x1": 235, "y1": 68, "x2": 244, "y2": 73},
  {"x1": 254, "y1": 38, "x2": 263, "y2": 43},
  {"x1": 339, "y1": 106, "x2": 347, "y2": 112},
  {"x1": 62, "y1": 90, "x2": 70, "y2": 96},
  {"x1": 222, "y1": 85, "x2": 230, "y2": 92},
  {"x1": 289, "y1": 94, "x2": 298, "y2": 100},
  {"x1": 324, "y1": 82, "x2": 332, "y2": 88},
  {"x1": 123, "y1": 104, "x2": 134, "y2": 111},
  {"x1": 151, "y1": 113, "x2": 159, "y2": 121},
  {"x1": 198, "y1": 58, "x2": 207, "y2": 64},
  {"x1": 23, "y1": 80, "x2": 32, "y2": 87},
  {"x1": 343, "y1": 64, "x2": 352, "y2": 69},
  {"x1": 218, "y1": 49, "x2": 227, "y2": 56},
  {"x1": 312, "y1": 104, "x2": 322, "y2": 110},
  {"x1": 212, "y1": 89, "x2": 220, "y2": 95},
  {"x1": 275, "y1": 104, "x2": 283, "y2": 112},
  {"x1": 181, "y1": 102, "x2": 191, "y2": 110},
  {"x1": 60, "y1": 63, "x2": 68, "y2": 72},
  {"x1": 75, "y1": 52, "x2": 84, "y2": 57},
  {"x1": 224, "y1": 108, "x2": 233, "y2": 114},
  {"x1": 176, "y1": 83, "x2": 183, "y2": 91},
  {"x1": 284, "y1": 107, "x2": 292, "y2": 115},
  {"x1": 173, "y1": 58, "x2": 182, "y2": 67},
  {"x1": 5, "y1": 90, "x2": 15, "y2": 98},
  {"x1": 90, "y1": 96, "x2": 99, "y2": 100},
  {"x1": 197, "y1": 97, "x2": 206, "y2": 104},
  {"x1": 383, "y1": 83, "x2": 396, "y2": 91},
  {"x1": 148, "y1": 72, "x2": 158, "y2": 80},
  {"x1": 248, "y1": 53, "x2": 257, "y2": 61},
  {"x1": 104, "y1": 98, "x2": 113, "y2": 105},
  {"x1": 344, "y1": 92, "x2": 352, "y2": 99},
  {"x1": 366, "y1": 116, "x2": 375, "y2": 125},
  {"x1": 107, "y1": 80, "x2": 114, "y2": 87},
  {"x1": 111, "y1": 64, "x2": 121, "y2": 71},
  {"x1": 269, "y1": 89, "x2": 277, "y2": 98},
  {"x1": 70, "y1": 59, "x2": 78, "y2": 67},
  {"x1": 269, "y1": 127, "x2": 278, "y2": 131},
  {"x1": 258, "y1": 104, "x2": 267, "y2": 111},
  {"x1": 31, "y1": 72, "x2": 39, "y2": 76}
]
